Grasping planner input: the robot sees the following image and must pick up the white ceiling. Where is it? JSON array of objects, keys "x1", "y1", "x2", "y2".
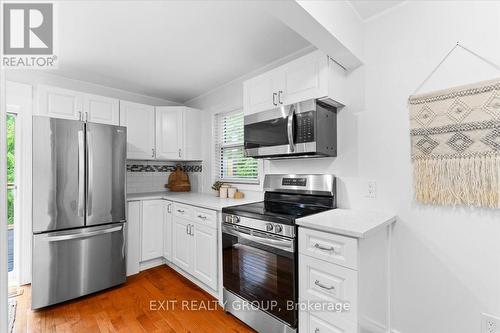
[
  {"x1": 50, "y1": 1, "x2": 310, "y2": 103},
  {"x1": 349, "y1": 0, "x2": 405, "y2": 20}
]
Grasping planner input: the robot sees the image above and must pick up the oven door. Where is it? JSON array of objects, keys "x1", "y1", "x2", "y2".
[{"x1": 222, "y1": 223, "x2": 297, "y2": 327}]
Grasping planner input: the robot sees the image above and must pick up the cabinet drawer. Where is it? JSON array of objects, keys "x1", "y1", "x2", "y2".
[
  {"x1": 299, "y1": 310, "x2": 357, "y2": 333},
  {"x1": 173, "y1": 203, "x2": 192, "y2": 219},
  {"x1": 192, "y1": 207, "x2": 217, "y2": 229},
  {"x1": 299, "y1": 228, "x2": 358, "y2": 270},
  {"x1": 299, "y1": 254, "x2": 357, "y2": 324}
]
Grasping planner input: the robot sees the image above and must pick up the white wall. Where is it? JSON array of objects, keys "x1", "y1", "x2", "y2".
[
  {"x1": 362, "y1": 2, "x2": 500, "y2": 333},
  {"x1": 187, "y1": 2, "x2": 500, "y2": 332}
]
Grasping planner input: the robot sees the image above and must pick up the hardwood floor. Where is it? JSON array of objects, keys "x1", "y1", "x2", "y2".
[{"x1": 13, "y1": 266, "x2": 255, "y2": 333}]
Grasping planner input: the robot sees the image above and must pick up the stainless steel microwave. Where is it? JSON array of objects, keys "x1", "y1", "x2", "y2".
[{"x1": 244, "y1": 99, "x2": 337, "y2": 159}]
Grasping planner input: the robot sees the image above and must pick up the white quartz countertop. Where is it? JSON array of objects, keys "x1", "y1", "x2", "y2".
[
  {"x1": 296, "y1": 208, "x2": 396, "y2": 239},
  {"x1": 127, "y1": 191, "x2": 260, "y2": 211}
]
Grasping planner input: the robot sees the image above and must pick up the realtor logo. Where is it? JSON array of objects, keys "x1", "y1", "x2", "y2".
[{"x1": 2, "y1": 3, "x2": 57, "y2": 68}]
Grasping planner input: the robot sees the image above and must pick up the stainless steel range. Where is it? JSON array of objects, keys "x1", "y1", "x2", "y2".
[{"x1": 222, "y1": 174, "x2": 336, "y2": 333}]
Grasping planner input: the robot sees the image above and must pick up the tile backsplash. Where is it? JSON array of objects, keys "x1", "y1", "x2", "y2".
[{"x1": 126, "y1": 160, "x2": 203, "y2": 194}]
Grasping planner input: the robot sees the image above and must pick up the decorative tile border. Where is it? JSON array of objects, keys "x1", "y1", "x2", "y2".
[{"x1": 127, "y1": 163, "x2": 202, "y2": 173}]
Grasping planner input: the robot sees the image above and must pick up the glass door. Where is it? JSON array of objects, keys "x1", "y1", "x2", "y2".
[{"x1": 6, "y1": 113, "x2": 17, "y2": 289}]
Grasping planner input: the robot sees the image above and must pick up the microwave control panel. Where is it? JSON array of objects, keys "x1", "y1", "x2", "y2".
[{"x1": 295, "y1": 111, "x2": 315, "y2": 143}]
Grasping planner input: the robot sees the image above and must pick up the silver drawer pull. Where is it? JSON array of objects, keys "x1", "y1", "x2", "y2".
[
  {"x1": 315, "y1": 329, "x2": 320, "y2": 333},
  {"x1": 197, "y1": 215, "x2": 207, "y2": 220},
  {"x1": 315, "y1": 280, "x2": 335, "y2": 290},
  {"x1": 314, "y1": 243, "x2": 335, "y2": 252},
  {"x1": 177, "y1": 209, "x2": 185, "y2": 213}
]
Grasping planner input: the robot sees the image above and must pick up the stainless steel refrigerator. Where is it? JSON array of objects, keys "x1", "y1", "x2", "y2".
[{"x1": 32, "y1": 116, "x2": 127, "y2": 309}]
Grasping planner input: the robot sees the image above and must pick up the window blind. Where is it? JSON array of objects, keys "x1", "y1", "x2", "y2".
[{"x1": 214, "y1": 110, "x2": 258, "y2": 183}]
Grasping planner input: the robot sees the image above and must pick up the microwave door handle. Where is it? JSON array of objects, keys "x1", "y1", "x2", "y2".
[{"x1": 287, "y1": 104, "x2": 295, "y2": 152}]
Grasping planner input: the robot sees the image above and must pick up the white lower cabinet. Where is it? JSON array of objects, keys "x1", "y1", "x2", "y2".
[
  {"x1": 127, "y1": 199, "x2": 218, "y2": 292},
  {"x1": 141, "y1": 200, "x2": 168, "y2": 261},
  {"x1": 171, "y1": 203, "x2": 218, "y2": 291},
  {"x1": 172, "y1": 216, "x2": 192, "y2": 271},
  {"x1": 298, "y1": 227, "x2": 391, "y2": 333}
]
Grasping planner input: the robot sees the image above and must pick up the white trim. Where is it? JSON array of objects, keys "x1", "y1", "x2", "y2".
[
  {"x1": 6, "y1": 81, "x2": 33, "y2": 286},
  {"x1": 0, "y1": 69, "x2": 8, "y2": 333},
  {"x1": 139, "y1": 257, "x2": 166, "y2": 271}
]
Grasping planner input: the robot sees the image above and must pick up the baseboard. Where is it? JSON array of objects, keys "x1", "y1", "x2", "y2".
[
  {"x1": 139, "y1": 257, "x2": 166, "y2": 271},
  {"x1": 164, "y1": 261, "x2": 219, "y2": 299},
  {"x1": 359, "y1": 316, "x2": 403, "y2": 333}
]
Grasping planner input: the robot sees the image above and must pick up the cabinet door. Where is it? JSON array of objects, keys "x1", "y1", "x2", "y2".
[
  {"x1": 120, "y1": 101, "x2": 155, "y2": 160},
  {"x1": 281, "y1": 50, "x2": 329, "y2": 105},
  {"x1": 141, "y1": 200, "x2": 165, "y2": 261},
  {"x1": 172, "y1": 216, "x2": 192, "y2": 272},
  {"x1": 163, "y1": 202, "x2": 173, "y2": 261},
  {"x1": 126, "y1": 201, "x2": 141, "y2": 276},
  {"x1": 155, "y1": 107, "x2": 184, "y2": 160},
  {"x1": 243, "y1": 69, "x2": 281, "y2": 116},
  {"x1": 84, "y1": 93, "x2": 119, "y2": 125},
  {"x1": 37, "y1": 85, "x2": 82, "y2": 120},
  {"x1": 182, "y1": 107, "x2": 202, "y2": 160},
  {"x1": 192, "y1": 223, "x2": 217, "y2": 290}
]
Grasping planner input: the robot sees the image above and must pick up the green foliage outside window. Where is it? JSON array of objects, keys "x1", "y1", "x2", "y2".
[{"x1": 7, "y1": 114, "x2": 15, "y2": 225}]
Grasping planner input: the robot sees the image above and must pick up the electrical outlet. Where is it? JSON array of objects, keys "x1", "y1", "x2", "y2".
[
  {"x1": 482, "y1": 313, "x2": 500, "y2": 333},
  {"x1": 366, "y1": 181, "x2": 377, "y2": 198}
]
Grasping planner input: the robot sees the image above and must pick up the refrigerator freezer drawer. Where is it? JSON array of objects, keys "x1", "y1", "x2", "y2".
[{"x1": 32, "y1": 223, "x2": 126, "y2": 309}]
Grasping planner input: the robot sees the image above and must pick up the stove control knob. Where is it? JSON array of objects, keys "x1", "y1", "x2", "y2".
[
  {"x1": 233, "y1": 216, "x2": 240, "y2": 224},
  {"x1": 266, "y1": 223, "x2": 274, "y2": 232},
  {"x1": 274, "y1": 224, "x2": 283, "y2": 233}
]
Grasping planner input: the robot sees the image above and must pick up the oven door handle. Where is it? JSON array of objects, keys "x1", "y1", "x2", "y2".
[
  {"x1": 222, "y1": 224, "x2": 294, "y2": 253},
  {"x1": 287, "y1": 103, "x2": 295, "y2": 153}
]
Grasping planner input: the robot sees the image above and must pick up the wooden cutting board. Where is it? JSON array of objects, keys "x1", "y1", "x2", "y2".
[{"x1": 166, "y1": 165, "x2": 191, "y2": 192}]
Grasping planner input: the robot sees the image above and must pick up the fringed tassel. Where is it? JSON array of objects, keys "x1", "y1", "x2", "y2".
[{"x1": 413, "y1": 154, "x2": 500, "y2": 208}]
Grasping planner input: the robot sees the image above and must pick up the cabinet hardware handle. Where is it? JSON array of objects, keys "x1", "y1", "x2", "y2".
[
  {"x1": 85, "y1": 112, "x2": 88, "y2": 122},
  {"x1": 191, "y1": 224, "x2": 194, "y2": 236},
  {"x1": 167, "y1": 204, "x2": 172, "y2": 213},
  {"x1": 278, "y1": 90, "x2": 283, "y2": 104},
  {"x1": 314, "y1": 329, "x2": 320, "y2": 333},
  {"x1": 78, "y1": 111, "x2": 82, "y2": 121},
  {"x1": 314, "y1": 243, "x2": 335, "y2": 252},
  {"x1": 314, "y1": 280, "x2": 335, "y2": 290},
  {"x1": 186, "y1": 224, "x2": 189, "y2": 235},
  {"x1": 178, "y1": 148, "x2": 181, "y2": 158},
  {"x1": 272, "y1": 92, "x2": 277, "y2": 106},
  {"x1": 197, "y1": 215, "x2": 207, "y2": 220},
  {"x1": 152, "y1": 148, "x2": 155, "y2": 158},
  {"x1": 177, "y1": 209, "x2": 185, "y2": 213}
]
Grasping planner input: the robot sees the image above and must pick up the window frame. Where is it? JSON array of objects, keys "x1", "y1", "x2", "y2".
[{"x1": 213, "y1": 108, "x2": 260, "y2": 185}]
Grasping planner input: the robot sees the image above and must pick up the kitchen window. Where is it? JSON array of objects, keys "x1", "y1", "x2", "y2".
[{"x1": 214, "y1": 109, "x2": 258, "y2": 183}]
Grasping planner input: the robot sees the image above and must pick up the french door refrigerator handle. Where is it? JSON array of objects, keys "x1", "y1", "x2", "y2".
[
  {"x1": 87, "y1": 128, "x2": 93, "y2": 216},
  {"x1": 287, "y1": 104, "x2": 295, "y2": 152},
  {"x1": 44, "y1": 225, "x2": 123, "y2": 242},
  {"x1": 77, "y1": 130, "x2": 85, "y2": 217}
]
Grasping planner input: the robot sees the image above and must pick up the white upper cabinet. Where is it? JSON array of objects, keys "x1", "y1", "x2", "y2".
[
  {"x1": 281, "y1": 51, "x2": 328, "y2": 105},
  {"x1": 141, "y1": 200, "x2": 166, "y2": 262},
  {"x1": 243, "y1": 68, "x2": 282, "y2": 115},
  {"x1": 37, "y1": 84, "x2": 120, "y2": 125},
  {"x1": 120, "y1": 101, "x2": 156, "y2": 160},
  {"x1": 156, "y1": 106, "x2": 183, "y2": 160},
  {"x1": 84, "y1": 93, "x2": 119, "y2": 125},
  {"x1": 155, "y1": 106, "x2": 202, "y2": 161},
  {"x1": 37, "y1": 85, "x2": 83, "y2": 120},
  {"x1": 243, "y1": 50, "x2": 344, "y2": 115}
]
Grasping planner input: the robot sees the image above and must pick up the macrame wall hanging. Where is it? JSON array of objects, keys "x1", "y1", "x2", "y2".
[{"x1": 408, "y1": 43, "x2": 500, "y2": 208}]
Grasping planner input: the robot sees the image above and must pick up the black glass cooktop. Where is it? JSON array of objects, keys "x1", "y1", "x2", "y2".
[{"x1": 222, "y1": 200, "x2": 334, "y2": 225}]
